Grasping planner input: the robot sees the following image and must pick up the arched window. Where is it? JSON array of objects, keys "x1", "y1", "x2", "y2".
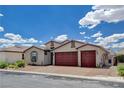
[{"x1": 31, "y1": 51, "x2": 38, "y2": 62}]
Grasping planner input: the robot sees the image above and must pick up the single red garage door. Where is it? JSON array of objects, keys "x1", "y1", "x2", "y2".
[
  {"x1": 81, "y1": 51, "x2": 96, "y2": 67},
  {"x1": 55, "y1": 52, "x2": 78, "y2": 66}
]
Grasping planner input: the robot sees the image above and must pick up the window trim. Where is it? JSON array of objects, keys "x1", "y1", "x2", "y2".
[{"x1": 30, "y1": 51, "x2": 38, "y2": 62}]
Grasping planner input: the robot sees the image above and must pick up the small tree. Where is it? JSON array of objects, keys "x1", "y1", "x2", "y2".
[{"x1": 116, "y1": 55, "x2": 124, "y2": 63}]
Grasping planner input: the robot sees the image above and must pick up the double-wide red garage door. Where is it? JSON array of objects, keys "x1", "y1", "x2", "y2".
[
  {"x1": 55, "y1": 51, "x2": 96, "y2": 67},
  {"x1": 81, "y1": 51, "x2": 96, "y2": 67},
  {"x1": 55, "y1": 52, "x2": 78, "y2": 66}
]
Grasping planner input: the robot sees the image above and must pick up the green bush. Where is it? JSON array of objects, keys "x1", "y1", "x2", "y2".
[
  {"x1": 16, "y1": 60, "x2": 25, "y2": 68},
  {"x1": 116, "y1": 55, "x2": 124, "y2": 63},
  {"x1": 8, "y1": 64, "x2": 18, "y2": 69},
  {"x1": 0, "y1": 61, "x2": 8, "y2": 69},
  {"x1": 117, "y1": 65, "x2": 124, "y2": 76}
]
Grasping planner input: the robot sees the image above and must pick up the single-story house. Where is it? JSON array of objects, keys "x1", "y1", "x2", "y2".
[
  {"x1": 53, "y1": 40, "x2": 109, "y2": 67},
  {"x1": 0, "y1": 46, "x2": 28, "y2": 63},
  {"x1": 0, "y1": 40, "x2": 114, "y2": 68}
]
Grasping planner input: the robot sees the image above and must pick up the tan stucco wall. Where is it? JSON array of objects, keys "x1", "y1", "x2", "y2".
[
  {"x1": 45, "y1": 43, "x2": 51, "y2": 49},
  {"x1": 53, "y1": 42, "x2": 84, "y2": 65},
  {"x1": 44, "y1": 51, "x2": 51, "y2": 65},
  {"x1": 0, "y1": 52, "x2": 23, "y2": 63},
  {"x1": 24, "y1": 47, "x2": 45, "y2": 65},
  {"x1": 53, "y1": 43, "x2": 108, "y2": 67},
  {"x1": 0, "y1": 52, "x2": 6, "y2": 61},
  {"x1": 78, "y1": 45, "x2": 108, "y2": 66},
  {"x1": 24, "y1": 47, "x2": 51, "y2": 65},
  {"x1": 54, "y1": 42, "x2": 83, "y2": 52}
]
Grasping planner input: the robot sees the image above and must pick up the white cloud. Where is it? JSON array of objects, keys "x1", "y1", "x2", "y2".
[
  {"x1": 94, "y1": 33, "x2": 124, "y2": 48},
  {"x1": 54, "y1": 34, "x2": 68, "y2": 42},
  {"x1": 0, "y1": 38, "x2": 12, "y2": 44},
  {"x1": 4, "y1": 33, "x2": 23, "y2": 42},
  {"x1": 39, "y1": 41, "x2": 43, "y2": 43},
  {"x1": 79, "y1": 5, "x2": 124, "y2": 29},
  {"x1": 0, "y1": 33, "x2": 41, "y2": 48},
  {"x1": 0, "y1": 26, "x2": 4, "y2": 32},
  {"x1": 21, "y1": 44, "x2": 33, "y2": 47},
  {"x1": 0, "y1": 43, "x2": 15, "y2": 48},
  {"x1": 84, "y1": 36, "x2": 90, "y2": 39},
  {"x1": 91, "y1": 31, "x2": 102, "y2": 38},
  {"x1": 0, "y1": 13, "x2": 4, "y2": 16},
  {"x1": 40, "y1": 44, "x2": 46, "y2": 48},
  {"x1": 94, "y1": 37, "x2": 104, "y2": 42},
  {"x1": 79, "y1": 32, "x2": 85, "y2": 35},
  {"x1": 3, "y1": 33, "x2": 38, "y2": 44},
  {"x1": 77, "y1": 39, "x2": 86, "y2": 42},
  {"x1": 111, "y1": 42, "x2": 124, "y2": 48},
  {"x1": 26, "y1": 38, "x2": 38, "y2": 43}
]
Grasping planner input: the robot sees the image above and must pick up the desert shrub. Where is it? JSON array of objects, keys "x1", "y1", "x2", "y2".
[
  {"x1": 117, "y1": 65, "x2": 124, "y2": 76},
  {"x1": 0, "y1": 61, "x2": 8, "y2": 69},
  {"x1": 8, "y1": 64, "x2": 18, "y2": 69},
  {"x1": 116, "y1": 55, "x2": 124, "y2": 63},
  {"x1": 16, "y1": 60, "x2": 25, "y2": 68}
]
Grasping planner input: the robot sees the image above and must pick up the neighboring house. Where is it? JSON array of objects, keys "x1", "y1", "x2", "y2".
[
  {"x1": 24, "y1": 46, "x2": 51, "y2": 65},
  {"x1": 107, "y1": 49, "x2": 116, "y2": 66},
  {"x1": 0, "y1": 46, "x2": 29, "y2": 63},
  {"x1": 53, "y1": 40, "x2": 109, "y2": 67},
  {"x1": 117, "y1": 48, "x2": 124, "y2": 55}
]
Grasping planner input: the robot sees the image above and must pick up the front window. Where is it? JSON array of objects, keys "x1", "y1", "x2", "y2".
[{"x1": 31, "y1": 51, "x2": 38, "y2": 62}]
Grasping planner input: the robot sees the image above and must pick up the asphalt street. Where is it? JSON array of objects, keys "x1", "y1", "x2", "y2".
[{"x1": 0, "y1": 71, "x2": 124, "y2": 88}]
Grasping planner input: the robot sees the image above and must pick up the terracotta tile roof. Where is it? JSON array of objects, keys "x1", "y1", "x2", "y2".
[{"x1": 0, "y1": 46, "x2": 29, "y2": 52}]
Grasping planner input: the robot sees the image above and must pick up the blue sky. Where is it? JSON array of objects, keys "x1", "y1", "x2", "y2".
[{"x1": 0, "y1": 5, "x2": 124, "y2": 51}]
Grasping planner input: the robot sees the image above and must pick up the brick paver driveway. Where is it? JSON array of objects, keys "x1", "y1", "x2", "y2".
[{"x1": 17, "y1": 65, "x2": 118, "y2": 77}]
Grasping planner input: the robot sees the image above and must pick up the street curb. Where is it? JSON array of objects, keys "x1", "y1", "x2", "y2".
[{"x1": 0, "y1": 69, "x2": 124, "y2": 83}]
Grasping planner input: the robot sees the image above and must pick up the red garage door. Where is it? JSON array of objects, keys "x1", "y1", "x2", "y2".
[
  {"x1": 81, "y1": 51, "x2": 96, "y2": 67},
  {"x1": 55, "y1": 52, "x2": 78, "y2": 66}
]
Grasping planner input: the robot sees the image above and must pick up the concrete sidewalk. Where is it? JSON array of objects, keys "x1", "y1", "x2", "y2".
[{"x1": 0, "y1": 69, "x2": 124, "y2": 83}]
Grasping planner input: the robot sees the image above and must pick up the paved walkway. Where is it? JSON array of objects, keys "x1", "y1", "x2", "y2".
[{"x1": 15, "y1": 65, "x2": 118, "y2": 77}]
